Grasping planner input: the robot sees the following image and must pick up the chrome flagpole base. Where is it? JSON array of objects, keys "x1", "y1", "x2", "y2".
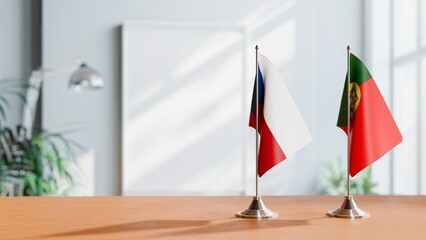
[
  {"x1": 327, "y1": 195, "x2": 370, "y2": 219},
  {"x1": 236, "y1": 196, "x2": 278, "y2": 219}
]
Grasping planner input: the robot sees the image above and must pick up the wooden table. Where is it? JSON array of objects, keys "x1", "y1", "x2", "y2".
[{"x1": 1, "y1": 196, "x2": 426, "y2": 239}]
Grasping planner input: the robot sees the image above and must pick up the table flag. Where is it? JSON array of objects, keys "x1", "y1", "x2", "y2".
[
  {"x1": 337, "y1": 53, "x2": 402, "y2": 176},
  {"x1": 249, "y1": 54, "x2": 311, "y2": 177}
]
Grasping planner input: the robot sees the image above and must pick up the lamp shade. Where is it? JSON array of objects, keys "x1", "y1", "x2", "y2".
[{"x1": 69, "y1": 63, "x2": 104, "y2": 90}]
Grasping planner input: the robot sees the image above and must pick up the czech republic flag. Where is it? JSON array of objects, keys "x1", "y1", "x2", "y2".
[{"x1": 249, "y1": 54, "x2": 312, "y2": 177}]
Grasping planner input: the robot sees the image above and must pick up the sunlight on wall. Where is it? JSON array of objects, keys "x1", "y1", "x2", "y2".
[
  {"x1": 122, "y1": 0, "x2": 310, "y2": 196},
  {"x1": 172, "y1": 31, "x2": 244, "y2": 79},
  {"x1": 123, "y1": 24, "x2": 245, "y2": 195},
  {"x1": 241, "y1": 0, "x2": 294, "y2": 31}
]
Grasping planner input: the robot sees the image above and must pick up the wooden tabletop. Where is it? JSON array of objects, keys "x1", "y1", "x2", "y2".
[{"x1": 1, "y1": 196, "x2": 426, "y2": 239}]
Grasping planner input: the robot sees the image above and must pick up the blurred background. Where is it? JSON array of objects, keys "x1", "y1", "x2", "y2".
[{"x1": 0, "y1": 0, "x2": 424, "y2": 196}]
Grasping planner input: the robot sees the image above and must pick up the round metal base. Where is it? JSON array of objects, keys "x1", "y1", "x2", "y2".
[
  {"x1": 327, "y1": 195, "x2": 370, "y2": 219},
  {"x1": 236, "y1": 196, "x2": 278, "y2": 219}
]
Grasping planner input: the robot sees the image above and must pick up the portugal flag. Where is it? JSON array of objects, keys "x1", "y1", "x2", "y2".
[
  {"x1": 337, "y1": 53, "x2": 402, "y2": 177},
  {"x1": 249, "y1": 54, "x2": 311, "y2": 177}
]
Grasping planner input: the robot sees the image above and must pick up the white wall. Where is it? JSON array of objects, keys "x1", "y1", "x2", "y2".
[
  {"x1": 0, "y1": 0, "x2": 31, "y2": 127},
  {"x1": 365, "y1": 0, "x2": 426, "y2": 195},
  {"x1": 42, "y1": 0, "x2": 363, "y2": 195}
]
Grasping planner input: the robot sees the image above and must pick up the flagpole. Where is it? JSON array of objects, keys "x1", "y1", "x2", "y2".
[
  {"x1": 255, "y1": 45, "x2": 259, "y2": 198},
  {"x1": 326, "y1": 46, "x2": 369, "y2": 219},
  {"x1": 346, "y1": 45, "x2": 351, "y2": 198},
  {"x1": 236, "y1": 45, "x2": 277, "y2": 219}
]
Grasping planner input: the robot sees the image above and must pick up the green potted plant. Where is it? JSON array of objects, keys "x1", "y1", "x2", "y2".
[
  {"x1": 0, "y1": 79, "x2": 80, "y2": 196},
  {"x1": 318, "y1": 156, "x2": 378, "y2": 195}
]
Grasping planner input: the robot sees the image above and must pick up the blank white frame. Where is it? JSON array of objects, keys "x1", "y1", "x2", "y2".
[{"x1": 121, "y1": 21, "x2": 248, "y2": 195}]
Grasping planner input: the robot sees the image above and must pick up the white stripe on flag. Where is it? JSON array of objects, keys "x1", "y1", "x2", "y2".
[{"x1": 259, "y1": 54, "x2": 312, "y2": 157}]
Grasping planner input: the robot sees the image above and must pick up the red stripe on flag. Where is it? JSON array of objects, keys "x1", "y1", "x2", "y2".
[
  {"x1": 349, "y1": 79, "x2": 402, "y2": 176},
  {"x1": 249, "y1": 108, "x2": 287, "y2": 177}
]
